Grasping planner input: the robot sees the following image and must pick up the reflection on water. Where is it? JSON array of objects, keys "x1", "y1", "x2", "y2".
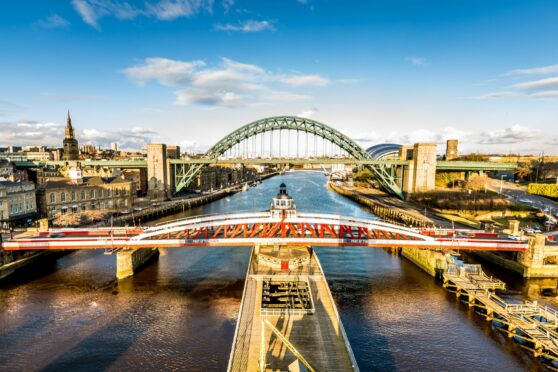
[{"x1": 0, "y1": 171, "x2": 547, "y2": 370}]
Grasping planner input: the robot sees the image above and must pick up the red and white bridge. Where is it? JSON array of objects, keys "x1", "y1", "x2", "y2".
[{"x1": 2, "y1": 211, "x2": 528, "y2": 252}]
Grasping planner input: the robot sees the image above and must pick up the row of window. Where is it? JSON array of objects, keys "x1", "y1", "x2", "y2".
[
  {"x1": 49, "y1": 199, "x2": 129, "y2": 216},
  {"x1": 49, "y1": 188, "x2": 129, "y2": 204},
  {"x1": 9, "y1": 201, "x2": 35, "y2": 214}
]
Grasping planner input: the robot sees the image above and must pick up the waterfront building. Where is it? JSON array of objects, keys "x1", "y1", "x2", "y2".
[
  {"x1": 62, "y1": 111, "x2": 79, "y2": 161},
  {"x1": 0, "y1": 180, "x2": 37, "y2": 223},
  {"x1": 36, "y1": 168, "x2": 134, "y2": 219}
]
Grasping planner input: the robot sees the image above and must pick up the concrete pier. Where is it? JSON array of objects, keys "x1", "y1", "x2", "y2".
[
  {"x1": 228, "y1": 245, "x2": 358, "y2": 371},
  {"x1": 401, "y1": 247, "x2": 447, "y2": 277},
  {"x1": 116, "y1": 248, "x2": 159, "y2": 279}
]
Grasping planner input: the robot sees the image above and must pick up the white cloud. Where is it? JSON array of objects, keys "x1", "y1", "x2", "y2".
[
  {"x1": 214, "y1": 20, "x2": 275, "y2": 32},
  {"x1": 479, "y1": 74, "x2": 558, "y2": 99},
  {"x1": 504, "y1": 63, "x2": 558, "y2": 76},
  {"x1": 0, "y1": 121, "x2": 160, "y2": 150},
  {"x1": 221, "y1": 0, "x2": 235, "y2": 13},
  {"x1": 353, "y1": 127, "x2": 469, "y2": 145},
  {"x1": 123, "y1": 57, "x2": 327, "y2": 108},
  {"x1": 123, "y1": 58, "x2": 205, "y2": 86},
  {"x1": 476, "y1": 91, "x2": 522, "y2": 99},
  {"x1": 407, "y1": 56, "x2": 428, "y2": 66},
  {"x1": 477, "y1": 124, "x2": 540, "y2": 144},
  {"x1": 279, "y1": 74, "x2": 328, "y2": 87},
  {"x1": 36, "y1": 14, "x2": 69, "y2": 29},
  {"x1": 297, "y1": 108, "x2": 318, "y2": 118},
  {"x1": 71, "y1": 0, "x2": 211, "y2": 29},
  {"x1": 514, "y1": 77, "x2": 558, "y2": 92}
]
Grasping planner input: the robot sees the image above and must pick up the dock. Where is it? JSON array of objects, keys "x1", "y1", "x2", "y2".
[
  {"x1": 443, "y1": 263, "x2": 558, "y2": 363},
  {"x1": 228, "y1": 245, "x2": 359, "y2": 371}
]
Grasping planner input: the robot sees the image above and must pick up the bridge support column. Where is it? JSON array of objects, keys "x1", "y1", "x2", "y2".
[
  {"x1": 147, "y1": 144, "x2": 169, "y2": 201},
  {"x1": 116, "y1": 248, "x2": 159, "y2": 280},
  {"x1": 520, "y1": 234, "x2": 546, "y2": 277}
]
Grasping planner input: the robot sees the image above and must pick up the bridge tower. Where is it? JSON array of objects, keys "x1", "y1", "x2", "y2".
[
  {"x1": 270, "y1": 183, "x2": 297, "y2": 219},
  {"x1": 147, "y1": 144, "x2": 169, "y2": 201},
  {"x1": 401, "y1": 143, "x2": 437, "y2": 194}
]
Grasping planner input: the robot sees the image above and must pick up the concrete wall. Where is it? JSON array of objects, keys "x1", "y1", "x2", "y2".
[
  {"x1": 116, "y1": 248, "x2": 159, "y2": 279},
  {"x1": 147, "y1": 144, "x2": 168, "y2": 201},
  {"x1": 401, "y1": 248, "x2": 447, "y2": 277}
]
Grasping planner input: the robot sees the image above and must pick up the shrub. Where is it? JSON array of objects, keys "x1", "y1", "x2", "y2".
[{"x1": 528, "y1": 183, "x2": 558, "y2": 198}]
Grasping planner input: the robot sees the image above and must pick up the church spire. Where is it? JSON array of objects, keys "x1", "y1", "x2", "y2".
[{"x1": 65, "y1": 110, "x2": 74, "y2": 139}]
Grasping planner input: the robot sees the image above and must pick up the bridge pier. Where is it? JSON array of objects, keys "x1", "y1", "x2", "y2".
[{"x1": 116, "y1": 248, "x2": 159, "y2": 280}]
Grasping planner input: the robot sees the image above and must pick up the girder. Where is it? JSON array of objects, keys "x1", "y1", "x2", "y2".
[
  {"x1": 174, "y1": 116, "x2": 404, "y2": 198},
  {"x1": 2, "y1": 212, "x2": 529, "y2": 252}
]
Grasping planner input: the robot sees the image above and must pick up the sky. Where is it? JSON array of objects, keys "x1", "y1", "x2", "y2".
[{"x1": 0, "y1": 0, "x2": 557, "y2": 154}]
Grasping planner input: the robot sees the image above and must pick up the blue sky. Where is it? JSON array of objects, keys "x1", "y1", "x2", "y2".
[{"x1": 1, "y1": 0, "x2": 557, "y2": 154}]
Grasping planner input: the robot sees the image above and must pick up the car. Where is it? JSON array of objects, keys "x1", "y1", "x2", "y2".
[
  {"x1": 543, "y1": 208, "x2": 550, "y2": 213},
  {"x1": 519, "y1": 199, "x2": 533, "y2": 204},
  {"x1": 533, "y1": 227, "x2": 542, "y2": 233},
  {"x1": 508, "y1": 234, "x2": 527, "y2": 241},
  {"x1": 523, "y1": 227, "x2": 534, "y2": 234}
]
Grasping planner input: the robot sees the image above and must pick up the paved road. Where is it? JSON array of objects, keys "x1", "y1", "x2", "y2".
[{"x1": 487, "y1": 178, "x2": 558, "y2": 228}]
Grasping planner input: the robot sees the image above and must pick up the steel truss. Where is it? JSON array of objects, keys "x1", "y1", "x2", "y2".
[{"x1": 173, "y1": 116, "x2": 403, "y2": 197}]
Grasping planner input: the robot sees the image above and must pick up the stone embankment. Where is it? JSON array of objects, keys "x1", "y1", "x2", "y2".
[
  {"x1": 114, "y1": 172, "x2": 279, "y2": 226},
  {"x1": 329, "y1": 183, "x2": 434, "y2": 228}
]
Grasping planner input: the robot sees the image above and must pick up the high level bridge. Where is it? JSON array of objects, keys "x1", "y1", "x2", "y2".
[{"x1": 13, "y1": 116, "x2": 517, "y2": 199}]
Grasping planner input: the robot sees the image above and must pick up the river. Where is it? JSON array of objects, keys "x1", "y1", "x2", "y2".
[{"x1": 0, "y1": 171, "x2": 545, "y2": 371}]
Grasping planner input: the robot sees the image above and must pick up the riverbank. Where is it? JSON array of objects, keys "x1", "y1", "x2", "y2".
[
  {"x1": 0, "y1": 172, "x2": 280, "y2": 280},
  {"x1": 329, "y1": 183, "x2": 436, "y2": 228},
  {"x1": 113, "y1": 172, "x2": 279, "y2": 226}
]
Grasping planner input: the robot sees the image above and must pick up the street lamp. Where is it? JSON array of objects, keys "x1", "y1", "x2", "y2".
[{"x1": 499, "y1": 175, "x2": 507, "y2": 194}]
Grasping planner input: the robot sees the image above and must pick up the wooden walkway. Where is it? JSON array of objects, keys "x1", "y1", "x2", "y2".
[{"x1": 443, "y1": 263, "x2": 558, "y2": 363}]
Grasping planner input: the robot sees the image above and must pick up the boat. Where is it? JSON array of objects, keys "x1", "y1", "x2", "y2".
[{"x1": 242, "y1": 183, "x2": 249, "y2": 192}]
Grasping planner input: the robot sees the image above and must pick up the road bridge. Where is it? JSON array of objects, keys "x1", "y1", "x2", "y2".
[{"x1": 12, "y1": 116, "x2": 517, "y2": 199}]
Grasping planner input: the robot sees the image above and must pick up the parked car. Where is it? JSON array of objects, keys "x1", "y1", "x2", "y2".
[
  {"x1": 508, "y1": 234, "x2": 527, "y2": 241},
  {"x1": 523, "y1": 227, "x2": 534, "y2": 234}
]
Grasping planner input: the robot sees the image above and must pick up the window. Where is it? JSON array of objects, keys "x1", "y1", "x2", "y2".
[
  {"x1": 60, "y1": 192, "x2": 66, "y2": 202},
  {"x1": 90, "y1": 203, "x2": 96, "y2": 210},
  {"x1": 90, "y1": 190, "x2": 95, "y2": 199},
  {"x1": 72, "y1": 205, "x2": 78, "y2": 214},
  {"x1": 71, "y1": 191, "x2": 76, "y2": 201},
  {"x1": 61, "y1": 206, "x2": 67, "y2": 215},
  {"x1": 115, "y1": 189, "x2": 120, "y2": 196},
  {"x1": 99, "y1": 189, "x2": 103, "y2": 198},
  {"x1": 81, "y1": 190, "x2": 86, "y2": 200},
  {"x1": 100, "y1": 201, "x2": 105, "y2": 210},
  {"x1": 49, "y1": 193, "x2": 55, "y2": 204},
  {"x1": 107, "y1": 189, "x2": 112, "y2": 197},
  {"x1": 81, "y1": 204, "x2": 86, "y2": 211}
]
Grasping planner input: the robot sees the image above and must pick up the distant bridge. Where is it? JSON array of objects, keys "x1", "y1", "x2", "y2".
[
  {"x1": 12, "y1": 116, "x2": 518, "y2": 199},
  {"x1": 2, "y1": 212, "x2": 527, "y2": 252}
]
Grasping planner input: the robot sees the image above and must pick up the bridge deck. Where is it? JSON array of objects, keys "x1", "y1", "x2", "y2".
[
  {"x1": 443, "y1": 267, "x2": 558, "y2": 361},
  {"x1": 228, "y1": 246, "x2": 358, "y2": 371}
]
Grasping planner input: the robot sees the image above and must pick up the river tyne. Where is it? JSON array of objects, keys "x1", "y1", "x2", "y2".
[{"x1": 0, "y1": 171, "x2": 548, "y2": 371}]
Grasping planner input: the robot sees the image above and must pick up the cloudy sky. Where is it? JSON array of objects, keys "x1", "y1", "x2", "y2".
[{"x1": 1, "y1": 0, "x2": 557, "y2": 154}]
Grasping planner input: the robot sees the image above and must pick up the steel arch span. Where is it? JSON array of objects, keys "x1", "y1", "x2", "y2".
[
  {"x1": 174, "y1": 116, "x2": 403, "y2": 197},
  {"x1": 2, "y1": 212, "x2": 528, "y2": 251}
]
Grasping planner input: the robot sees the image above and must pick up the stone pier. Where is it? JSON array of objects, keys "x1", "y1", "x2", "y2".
[{"x1": 116, "y1": 248, "x2": 159, "y2": 280}]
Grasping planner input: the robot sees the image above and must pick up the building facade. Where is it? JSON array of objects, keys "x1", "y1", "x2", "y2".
[
  {"x1": 0, "y1": 180, "x2": 37, "y2": 223},
  {"x1": 36, "y1": 174, "x2": 134, "y2": 219}
]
